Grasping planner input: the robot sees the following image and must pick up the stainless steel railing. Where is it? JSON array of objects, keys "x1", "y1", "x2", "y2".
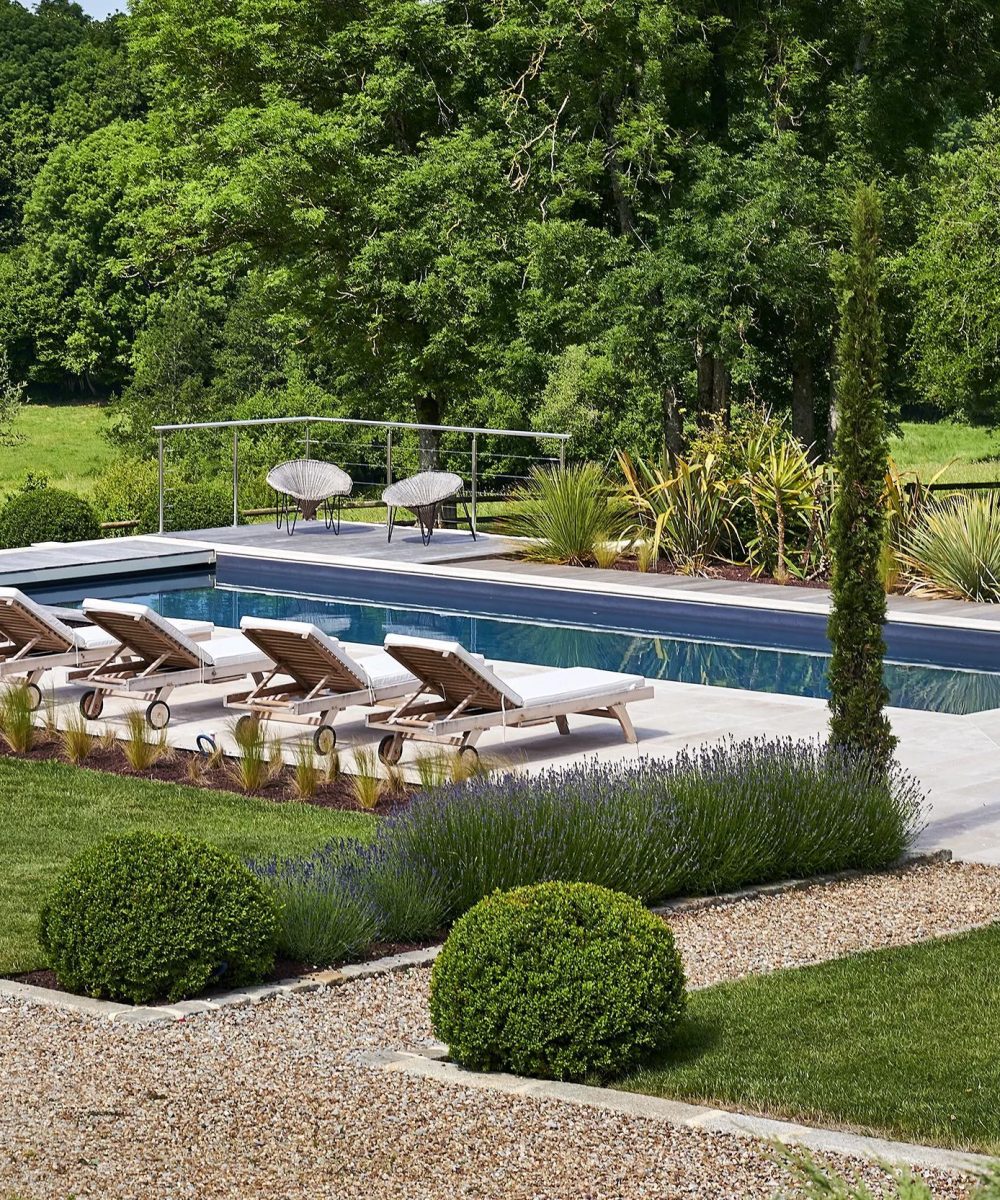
[{"x1": 153, "y1": 415, "x2": 571, "y2": 534}]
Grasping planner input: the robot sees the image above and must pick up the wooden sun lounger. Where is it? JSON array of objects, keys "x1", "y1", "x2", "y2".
[
  {"x1": 0, "y1": 587, "x2": 212, "y2": 710},
  {"x1": 70, "y1": 599, "x2": 271, "y2": 728},
  {"x1": 225, "y1": 617, "x2": 419, "y2": 752},
  {"x1": 366, "y1": 634, "x2": 654, "y2": 763}
]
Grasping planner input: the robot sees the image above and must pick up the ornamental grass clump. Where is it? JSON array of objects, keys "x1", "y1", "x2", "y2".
[
  {"x1": 430, "y1": 882, "x2": 687, "y2": 1081},
  {"x1": 39, "y1": 832, "x2": 277, "y2": 1003},
  {"x1": 507, "y1": 463, "x2": 622, "y2": 566},
  {"x1": 0, "y1": 682, "x2": 36, "y2": 753},
  {"x1": 900, "y1": 494, "x2": 1000, "y2": 602}
]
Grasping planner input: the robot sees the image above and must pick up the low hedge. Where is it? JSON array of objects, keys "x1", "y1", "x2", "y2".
[
  {"x1": 137, "y1": 482, "x2": 234, "y2": 535},
  {"x1": 430, "y1": 881, "x2": 687, "y2": 1081},
  {"x1": 0, "y1": 487, "x2": 100, "y2": 549},
  {"x1": 39, "y1": 832, "x2": 278, "y2": 1003}
]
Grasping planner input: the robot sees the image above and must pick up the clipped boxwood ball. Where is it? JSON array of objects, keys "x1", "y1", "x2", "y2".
[
  {"x1": 0, "y1": 487, "x2": 100, "y2": 550},
  {"x1": 429, "y1": 881, "x2": 687, "y2": 1081},
  {"x1": 39, "y1": 832, "x2": 278, "y2": 1004}
]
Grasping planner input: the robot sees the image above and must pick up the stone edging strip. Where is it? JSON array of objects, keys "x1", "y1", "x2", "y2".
[
  {"x1": 0, "y1": 946, "x2": 441, "y2": 1026},
  {"x1": 367, "y1": 1045, "x2": 993, "y2": 1177},
  {"x1": 0, "y1": 850, "x2": 950, "y2": 1025}
]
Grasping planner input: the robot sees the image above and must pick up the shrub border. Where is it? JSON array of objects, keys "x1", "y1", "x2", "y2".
[{"x1": 0, "y1": 848, "x2": 952, "y2": 1025}]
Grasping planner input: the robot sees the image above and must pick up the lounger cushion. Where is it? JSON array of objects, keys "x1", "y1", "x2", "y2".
[
  {"x1": 202, "y1": 633, "x2": 271, "y2": 672},
  {"x1": 357, "y1": 649, "x2": 418, "y2": 690},
  {"x1": 71, "y1": 623, "x2": 120, "y2": 651},
  {"x1": 503, "y1": 668, "x2": 647, "y2": 709}
]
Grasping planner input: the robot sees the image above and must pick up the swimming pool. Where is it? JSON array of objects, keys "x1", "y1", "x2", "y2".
[{"x1": 48, "y1": 553, "x2": 1000, "y2": 716}]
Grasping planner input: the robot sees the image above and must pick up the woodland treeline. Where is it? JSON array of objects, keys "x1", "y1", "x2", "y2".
[{"x1": 2, "y1": 0, "x2": 1000, "y2": 460}]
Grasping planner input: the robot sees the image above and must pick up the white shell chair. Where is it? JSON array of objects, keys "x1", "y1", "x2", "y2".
[
  {"x1": 266, "y1": 459, "x2": 353, "y2": 535},
  {"x1": 382, "y1": 471, "x2": 476, "y2": 545}
]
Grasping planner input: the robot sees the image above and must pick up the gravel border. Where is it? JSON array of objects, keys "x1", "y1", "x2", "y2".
[{"x1": 370, "y1": 1044, "x2": 995, "y2": 1176}]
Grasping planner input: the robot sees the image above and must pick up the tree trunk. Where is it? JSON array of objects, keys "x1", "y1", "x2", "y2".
[
  {"x1": 696, "y1": 341, "x2": 730, "y2": 427},
  {"x1": 791, "y1": 350, "x2": 815, "y2": 449},
  {"x1": 661, "y1": 384, "x2": 685, "y2": 457},
  {"x1": 415, "y1": 396, "x2": 440, "y2": 471}
]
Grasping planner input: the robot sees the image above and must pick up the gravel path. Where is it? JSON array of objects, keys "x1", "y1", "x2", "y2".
[
  {"x1": 1, "y1": 860, "x2": 996, "y2": 1200},
  {"x1": 669, "y1": 859, "x2": 1000, "y2": 988}
]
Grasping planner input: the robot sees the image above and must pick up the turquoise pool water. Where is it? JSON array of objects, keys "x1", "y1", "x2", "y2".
[{"x1": 101, "y1": 581, "x2": 1000, "y2": 716}]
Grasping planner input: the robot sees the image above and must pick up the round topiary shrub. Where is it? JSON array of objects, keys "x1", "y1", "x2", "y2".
[
  {"x1": 137, "y1": 482, "x2": 234, "y2": 534},
  {"x1": 429, "y1": 881, "x2": 687, "y2": 1081},
  {"x1": 0, "y1": 487, "x2": 100, "y2": 549},
  {"x1": 39, "y1": 832, "x2": 278, "y2": 1004}
]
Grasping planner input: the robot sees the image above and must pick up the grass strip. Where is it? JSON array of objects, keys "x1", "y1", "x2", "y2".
[
  {"x1": 620, "y1": 924, "x2": 1000, "y2": 1154},
  {"x1": 0, "y1": 756, "x2": 374, "y2": 972}
]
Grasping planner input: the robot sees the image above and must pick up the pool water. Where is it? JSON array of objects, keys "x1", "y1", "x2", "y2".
[{"x1": 103, "y1": 581, "x2": 1000, "y2": 716}]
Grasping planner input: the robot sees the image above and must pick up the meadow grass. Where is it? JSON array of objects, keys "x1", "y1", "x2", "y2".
[
  {"x1": 0, "y1": 756, "x2": 375, "y2": 972},
  {"x1": 0, "y1": 402, "x2": 112, "y2": 500},
  {"x1": 890, "y1": 420, "x2": 1000, "y2": 484},
  {"x1": 620, "y1": 925, "x2": 1000, "y2": 1153}
]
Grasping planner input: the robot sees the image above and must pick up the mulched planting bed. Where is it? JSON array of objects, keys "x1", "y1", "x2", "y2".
[
  {"x1": 608, "y1": 558, "x2": 830, "y2": 589},
  {"x1": 0, "y1": 739, "x2": 415, "y2": 815}
]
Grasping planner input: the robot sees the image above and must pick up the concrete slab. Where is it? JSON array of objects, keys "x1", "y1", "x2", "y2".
[{"x1": 167, "y1": 519, "x2": 513, "y2": 566}]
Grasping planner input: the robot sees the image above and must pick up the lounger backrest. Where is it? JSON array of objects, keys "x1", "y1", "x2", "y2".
[
  {"x1": 240, "y1": 617, "x2": 367, "y2": 692},
  {"x1": 82, "y1": 599, "x2": 208, "y2": 669},
  {"x1": 383, "y1": 634, "x2": 522, "y2": 711},
  {"x1": 0, "y1": 587, "x2": 76, "y2": 654}
]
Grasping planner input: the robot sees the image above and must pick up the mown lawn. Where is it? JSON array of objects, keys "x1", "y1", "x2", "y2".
[
  {"x1": 0, "y1": 402, "x2": 111, "y2": 500},
  {"x1": 890, "y1": 420, "x2": 1000, "y2": 484},
  {"x1": 0, "y1": 756, "x2": 375, "y2": 972},
  {"x1": 619, "y1": 925, "x2": 1000, "y2": 1153}
]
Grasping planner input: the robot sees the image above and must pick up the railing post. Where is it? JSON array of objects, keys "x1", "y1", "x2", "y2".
[
  {"x1": 470, "y1": 432, "x2": 478, "y2": 534},
  {"x1": 157, "y1": 433, "x2": 165, "y2": 534},
  {"x1": 232, "y1": 429, "x2": 239, "y2": 527},
  {"x1": 386, "y1": 429, "x2": 393, "y2": 486},
  {"x1": 559, "y1": 439, "x2": 566, "y2": 471},
  {"x1": 305, "y1": 422, "x2": 311, "y2": 459}
]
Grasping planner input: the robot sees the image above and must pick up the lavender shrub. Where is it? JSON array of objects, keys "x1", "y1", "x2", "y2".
[{"x1": 253, "y1": 737, "x2": 924, "y2": 964}]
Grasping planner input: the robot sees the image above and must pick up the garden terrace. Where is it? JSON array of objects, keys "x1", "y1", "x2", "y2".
[{"x1": 2, "y1": 859, "x2": 998, "y2": 1198}]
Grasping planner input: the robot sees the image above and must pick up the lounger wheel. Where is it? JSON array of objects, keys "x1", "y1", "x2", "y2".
[
  {"x1": 458, "y1": 745, "x2": 479, "y2": 766},
  {"x1": 234, "y1": 714, "x2": 259, "y2": 740},
  {"x1": 377, "y1": 734, "x2": 403, "y2": 765},
  {"x1": 313, "y1": 724, "x2": 336, "y2": 755},
  {"x1": 24, "y1": 683, "x2": 42, "y2": 712},
  {"x1": 145, "y1": 700, "x2": 171, "y2": 730},
  {"x1": 79, "y1": 690, "x2": 104, "y2": 720}
]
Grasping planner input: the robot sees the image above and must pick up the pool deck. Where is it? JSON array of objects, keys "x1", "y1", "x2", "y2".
[{"x1": 4, "y1": 521, "x2": 1000, "y2": 867}]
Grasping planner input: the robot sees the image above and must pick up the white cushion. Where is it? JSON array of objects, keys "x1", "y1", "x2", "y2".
[
  {"x1": 501, "y1": 668, "x2": 647, "y2": 708},
  {"x1": 71, "y1": 624, "x2": 119, "y2": 650},
  {"x1": 202, "y1": 633, "x2": 272, "y2": 672},
  {"x1": 358, "y1": 649, "x2": 417, "y2": 690}
]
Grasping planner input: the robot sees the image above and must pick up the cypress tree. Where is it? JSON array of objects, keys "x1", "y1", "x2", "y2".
[{"x1": 827, "y1": 186, "x2": 896, "y2": 769}]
